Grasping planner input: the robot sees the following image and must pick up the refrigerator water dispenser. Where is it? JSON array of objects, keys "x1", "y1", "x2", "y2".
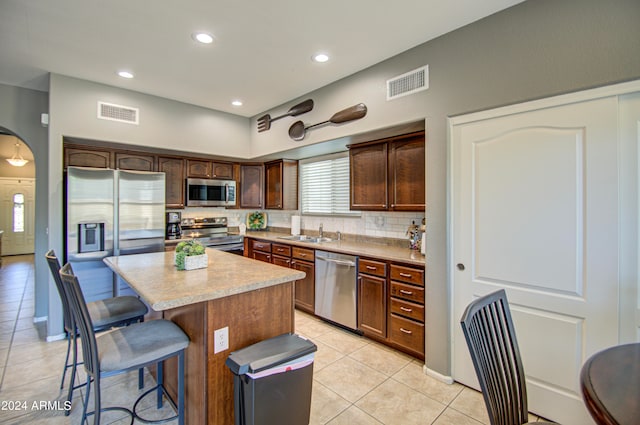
[{"x1": 78, "y1": 222, "x2": 105, "y2": 253}]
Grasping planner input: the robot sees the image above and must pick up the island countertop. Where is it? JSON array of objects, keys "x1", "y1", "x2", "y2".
[{"x1": 103, "y1": 248, "x2": 305, "y2": 311}]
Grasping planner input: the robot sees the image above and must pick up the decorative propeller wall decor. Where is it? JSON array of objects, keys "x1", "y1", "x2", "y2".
[
  {"x1": 256, "y1": 99, "x2": 314, "y2": 132},
  {"x1": 288, "y1": 103, "x2": 367, "y2": 141}
]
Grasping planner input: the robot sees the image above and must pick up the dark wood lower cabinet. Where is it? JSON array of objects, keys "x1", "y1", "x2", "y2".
[
  {"x1": 357, "y1": 273, "x2": 387, "y2": 339},
  {"x1": 292, "y1": 259, "x2": 314, "y2": 314},
  {"x1": 244, "y1": 237, "x2": 425, "y2": 360}
]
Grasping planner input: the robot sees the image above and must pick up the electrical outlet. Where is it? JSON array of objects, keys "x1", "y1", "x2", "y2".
[{"x1": 214, "y1": 326, "x2": 229, "y2": 354}]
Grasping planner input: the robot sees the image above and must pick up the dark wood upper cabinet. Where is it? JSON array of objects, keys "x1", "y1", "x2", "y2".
[
  {"x1": 186, "y1": 160, "x2": 233, "y2": 179},
  {"x1": 349, "y1": 131, "x2": 425, "y2": 212},
  {"x1": 349, "y1": 142, "x2": 388, "y2": 210},
  {"x1": 239, "y1": 164, "x2": 264, "y2": 209},
  {"x1": 388, "y1": 134, "x2": 425, "y2": 211},
  {"x1": 64, "y1": 147, "x2": 113, "y2": 169},
  {"x1": 186, "y1": 160, "x2": 211, "y2": 178},
  {"x1": 211, "y1": 162, "x2": 233, "y2": 179},
  {"x1": 158, "y1": 156, "x2": 185, "y2": 208},
  {"x1": 265, "y1": 159, "x2": 298, "y2": 210},
  {"x1": 115, "y1": 152, "x2": 156, "y2": 171}
]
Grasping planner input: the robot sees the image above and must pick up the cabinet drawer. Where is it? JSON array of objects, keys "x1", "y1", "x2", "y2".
[
  {"x1": 390, "y1": 281, "x2": 425, "y2": 304},
  {"x1": 271, "y1": 244, "x2": 292, "y2": 257},
  {"x1": 358, "y1": 259, "x2": 387, "y2": 277},
  {"x1": 390, "y1": 298, "x2": 424, "y2": 322},
  {"x1": 389, "y1": 314, "x2": 425, "y2": 355},
  {"x1": 251, "y1": 240, "x2": 271, "y2": 252},
  {"x1": 272, "y1": 255, "x2": 291, "y2": 268},
  {"x1": 390, "y1": 264, "x2": 424, "y2": 286},
  {"x1": 292, "y1": 247, "x2": 314, "y2": 261},
  {"x1": 252, "y1": 251, "x2": 271, "y2": 263}
]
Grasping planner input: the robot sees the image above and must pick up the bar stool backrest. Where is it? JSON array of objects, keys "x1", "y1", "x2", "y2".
[
  {"x1": 45, "y1": 250, "x2": 74, "y2": 335},
  {"x1": 59, "y1": 262, "x2": 100, "y2": 378},
  {"x1": 460, "y1": 289, "x2": 528, "y2": 425}
]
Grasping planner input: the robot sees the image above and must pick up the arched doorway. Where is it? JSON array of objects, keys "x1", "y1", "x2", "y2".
[{"x1": 0, "y1": 130, "x2": 35, "y2": 256}]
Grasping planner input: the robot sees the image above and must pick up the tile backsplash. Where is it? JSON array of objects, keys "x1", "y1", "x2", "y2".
[{"x1": 174, "y1": 207, "x2": 424, "y2": 242}]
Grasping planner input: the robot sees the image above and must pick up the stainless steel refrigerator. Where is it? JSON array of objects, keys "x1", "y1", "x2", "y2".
[{"x1": 65, "y1": 166, "x2": 165, "y2": 301}]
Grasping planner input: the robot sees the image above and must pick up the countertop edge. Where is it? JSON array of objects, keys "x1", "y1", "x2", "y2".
[{"x1": 148, "y1": 271, "x2": 305, "y2": 310}]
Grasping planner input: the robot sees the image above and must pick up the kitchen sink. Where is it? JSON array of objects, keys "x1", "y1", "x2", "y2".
[{"x1": 277, "y1": 235, "x2": 332, "y2": 243}]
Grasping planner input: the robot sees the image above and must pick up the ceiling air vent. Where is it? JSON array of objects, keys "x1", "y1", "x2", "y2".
[
  {"x1": 97, "y1": 101, "x2": 139, "y2": 125},
  {"x1": 386, "y1": 65, "x2": 429, "y2": 101}
]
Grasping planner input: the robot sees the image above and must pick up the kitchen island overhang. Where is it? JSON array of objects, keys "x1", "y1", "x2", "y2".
[{"x1": 103, "y1": 248, "x2": 306, "y2": 425}]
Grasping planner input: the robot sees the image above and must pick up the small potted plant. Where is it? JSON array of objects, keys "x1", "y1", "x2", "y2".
[{"x1": 175, "y1": 240, "x2": 208, "y2": 271}]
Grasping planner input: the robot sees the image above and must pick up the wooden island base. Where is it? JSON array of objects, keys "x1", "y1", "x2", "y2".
[{"x1": 162, "y1": 282, "x2": 294, "y2": 425}]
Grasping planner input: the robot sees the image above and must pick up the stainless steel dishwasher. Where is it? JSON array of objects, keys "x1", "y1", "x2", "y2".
[{"x1": 315, "y1": 250, "x2": 358, "y2": 331}]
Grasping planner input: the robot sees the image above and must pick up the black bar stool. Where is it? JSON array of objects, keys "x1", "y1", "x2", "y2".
[
  {"x1": 46, "y1": 250, "x2": 148, "y2": 412},
  {"x1": 59, "y1": 262, "x2": 189, "y2": 425}
]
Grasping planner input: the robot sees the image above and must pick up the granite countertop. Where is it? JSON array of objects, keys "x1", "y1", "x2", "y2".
[
  {"x1": 104, "y1": 248, "x2": 305, "y2": 311},
  {"x1": 244, "y1": 230, "x2": 425, "y2": 266}
]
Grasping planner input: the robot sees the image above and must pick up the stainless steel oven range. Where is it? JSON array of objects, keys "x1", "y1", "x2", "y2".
[{"x1": 180, "y1": 217, "x2": 244, "y2": 255}]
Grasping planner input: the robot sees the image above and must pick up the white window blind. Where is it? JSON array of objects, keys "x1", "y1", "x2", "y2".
[{"x1": 300, "y1": 153, "x2": 358, "y2": 216}]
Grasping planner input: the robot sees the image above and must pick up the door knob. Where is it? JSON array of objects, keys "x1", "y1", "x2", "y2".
[{"x1": 456, "y1": 263, "x2": 465, "y2": 271}]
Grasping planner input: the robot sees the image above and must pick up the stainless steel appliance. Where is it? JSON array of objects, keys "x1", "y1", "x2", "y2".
[
  {"x1": 315, "y1": 250, "x2": 358, "y2": 331},
  {"x1": 66, "y1": 167, "x2": 165, "y2": 301},
  {"x1": 166, "y1": 211, "x2": 182, "y2": 239},
  {"x1": 186, "y1": 178, "x2": 236, "y2": 207},
  {"x1": 180, "y1": 217, "x2": 244, "y2": 255}
]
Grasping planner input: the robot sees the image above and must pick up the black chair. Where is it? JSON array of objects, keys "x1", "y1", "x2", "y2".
[
  {"x1": 59, "y1": 262, "x2": 189, "y2": 425},
  {"x1": 460, "y1": 289, "x2": 556, "y2": 425},
  {"x1": 45, "y1": 249, "x2": 148, "y2": 412}
]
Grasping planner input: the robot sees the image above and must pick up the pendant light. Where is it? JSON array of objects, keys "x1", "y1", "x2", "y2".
[{"x1": 6, "y1": 142, "x2": 28, "y2": 167}]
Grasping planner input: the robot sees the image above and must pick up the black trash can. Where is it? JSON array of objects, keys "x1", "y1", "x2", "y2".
[{"x1": 225, "y1": 333, "x2": 317, "y2": 425}]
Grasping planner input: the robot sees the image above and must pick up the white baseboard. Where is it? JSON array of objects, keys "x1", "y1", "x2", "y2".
[
  {"x1": 46, "y1": 333, "x2": 66, "y2": 342},
  {"x1": 33, "y1": 316, "x2": 47, "y2": 323},
  {"x1": 424, "y1": 365, "x2": 454, "y2": 384}
]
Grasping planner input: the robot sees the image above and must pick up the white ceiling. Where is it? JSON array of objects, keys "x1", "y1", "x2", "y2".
[{"x1": 0, "y1": 0, "x2": 524, "y2": 117}]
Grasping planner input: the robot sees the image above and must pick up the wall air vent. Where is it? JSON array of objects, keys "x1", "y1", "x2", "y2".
[
  {"x1": 386, "y1": 65, "x2": 429, "y2": 101},
  {"x1": 97, "y1": 101, "x2": 139, "y2": 125}
]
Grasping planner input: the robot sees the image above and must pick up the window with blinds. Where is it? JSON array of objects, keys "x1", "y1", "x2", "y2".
[{"x1": 299, "y1": 153, "x2": 359, "y2": 216}]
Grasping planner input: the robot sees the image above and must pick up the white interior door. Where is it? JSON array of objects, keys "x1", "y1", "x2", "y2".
[
  {"x1": 0, "y1": 178, "x2": 35, "y2": 255},
  {"x1": 451, "y1": 96, "x2": 621, "y2": 425},
  {"x1": 618, "y1": 91, "x2": 640, "y2": 342}
]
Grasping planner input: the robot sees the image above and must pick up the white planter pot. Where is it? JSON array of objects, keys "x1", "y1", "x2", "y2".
[{"x1": 176, "y1": 253, "x2": 208, "y2": 271}]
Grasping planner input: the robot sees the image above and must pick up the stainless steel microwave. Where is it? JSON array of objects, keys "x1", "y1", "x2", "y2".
[{"x1": 186, "y1": 178, "x2": 236, "y2": 207}]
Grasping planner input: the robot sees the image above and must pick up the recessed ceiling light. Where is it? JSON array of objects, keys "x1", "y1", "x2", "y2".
[
  {"x1": 192, "y1": 32, "x2": 214, "y2": 44},
  {"x1": 231, "y1": 100, "x2": 243, "y2": 107},
  {"x1": 312, "y1": 53, "x2": 329, "y2": 63},
  {"x1": 117, "y1": 71, "x2": 134, "y2": 79}
]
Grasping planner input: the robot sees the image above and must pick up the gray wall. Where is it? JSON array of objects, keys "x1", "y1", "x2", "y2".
[
  {"x1": 0, "y1": 83, "x2": 49, "y2": 319},
  {"x1": 250, "y1": 0, "x2": 640, "y2": 375}
]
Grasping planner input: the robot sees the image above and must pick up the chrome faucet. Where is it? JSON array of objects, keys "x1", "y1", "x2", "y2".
[{"x1": 319, "y1": 223, "x2": 323, "y2": 238}]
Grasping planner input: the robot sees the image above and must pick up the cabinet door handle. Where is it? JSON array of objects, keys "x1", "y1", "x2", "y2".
[
  {"x1": 299, "y1": 253, "x2": 307, "y2": 257},
  {"x1": 399, "y1": 272, "x2": 412, "y2": 278},
  {"x1": 400, "y1": 328, "x2": 413, "y2": 335},
  {"x1": 276, "y1": 248, "x2": 284, "y2": 252},
  {"x1": 366, "y1": 265, "x2": 377, "y2": 270},
  {"x1": 400, "y1": 289, "x2": 413, "y2": 295},
  {"x1": 400, "y1": 306, "x2": 413, "y2": 312}
]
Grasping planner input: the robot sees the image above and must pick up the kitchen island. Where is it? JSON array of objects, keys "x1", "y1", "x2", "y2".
[{"x1": 104, "y1": 248, "x2": 305, "y2": 425}]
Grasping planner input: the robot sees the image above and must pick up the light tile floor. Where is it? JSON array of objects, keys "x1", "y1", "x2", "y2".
[{"x1": 0, "y1": 255, "x2": 549, "y2": 424}]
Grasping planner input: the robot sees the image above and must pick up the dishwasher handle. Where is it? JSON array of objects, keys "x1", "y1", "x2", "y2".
[{"x1": 316, "y1": 256, "x2": 356, "y2": 267}]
